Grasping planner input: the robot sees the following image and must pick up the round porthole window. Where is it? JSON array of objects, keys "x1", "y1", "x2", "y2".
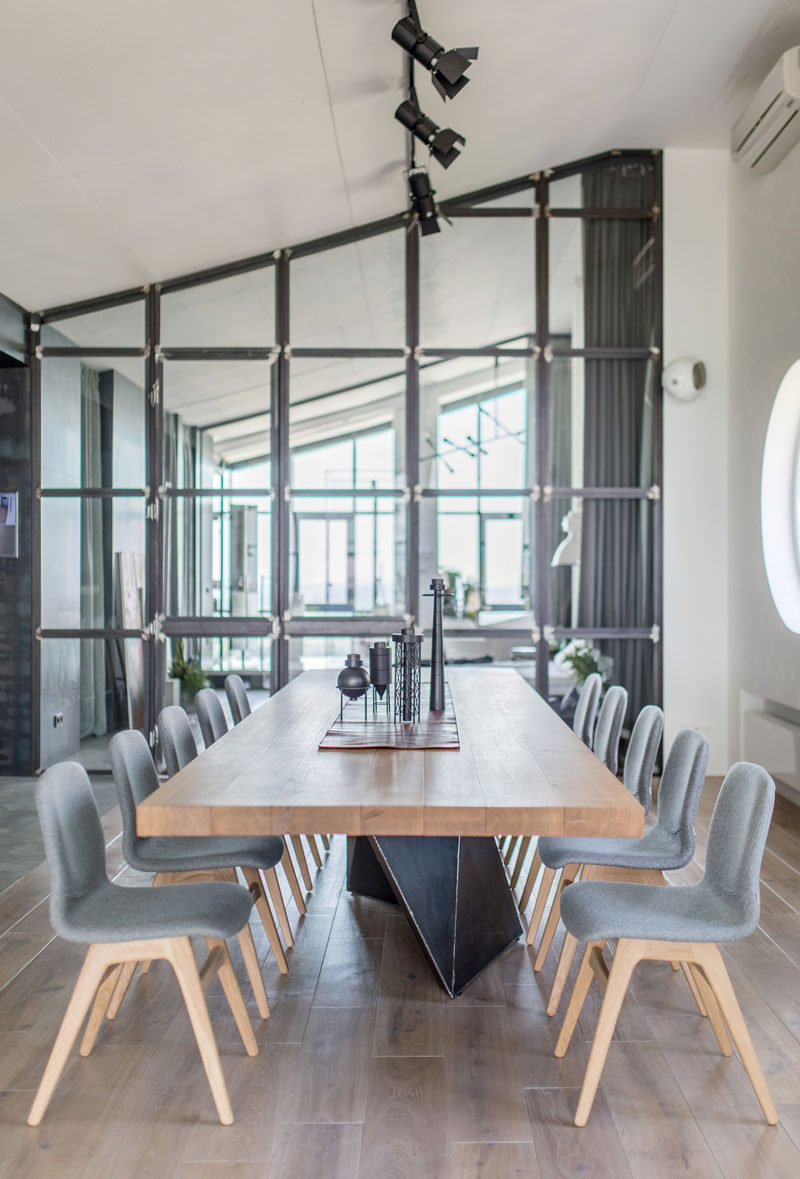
[{"x1": 761, "y1": 359, "x2": 800, "y2": 632}]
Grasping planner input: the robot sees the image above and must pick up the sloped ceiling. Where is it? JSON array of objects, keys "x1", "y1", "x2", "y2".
[{"x1": 3, "y1": 0, "x2": 800, "y2": 311}]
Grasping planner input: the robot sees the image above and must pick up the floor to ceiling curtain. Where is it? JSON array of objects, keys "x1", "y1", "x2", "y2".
[
  {"x1": 578, "y1": 162, "x2": 656, "y2": 720},
  {"x1": 79, "y1": 365, "x2": 107, "y2": 738}
]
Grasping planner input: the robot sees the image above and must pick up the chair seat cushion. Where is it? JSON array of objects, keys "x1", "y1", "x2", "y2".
[
  {"x1": 63, "y1": 879, "x2": 254, "y2": 943},
  {"x1": 536, "y1": 830, "x2": 689, "y2": 872},
  {"x1": 130, "y1": 834, "x2": 284, "y2": 873},
  {"x1": 560, "y1": 879, "x2": 755, "y2": 945}
]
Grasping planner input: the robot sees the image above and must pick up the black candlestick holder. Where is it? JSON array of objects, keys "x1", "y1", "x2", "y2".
[
  {"x1": 392, "y1": 627, "x2": 422, "y2": 722},
  {"x1": 369, "y1": 640, "x2": 392, "y2": 714},
  {"x1": 337, "y1": 653, "x2": 371, "y2": 721}
]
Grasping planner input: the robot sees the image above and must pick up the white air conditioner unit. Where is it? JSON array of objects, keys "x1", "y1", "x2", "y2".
[{"x1": 731, "y1": 46, "x2": 800, "y2": 174}]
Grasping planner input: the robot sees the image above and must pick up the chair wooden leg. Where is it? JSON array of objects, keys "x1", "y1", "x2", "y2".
[
  {"x1": 681, "y1": 961, "x2": 707, "y2": 1017},
  {"x1": 509, "y1": 836, "x2": 531, "y2": 889},
  {"x1": 139, "y1": 960, "x2": 152, "y2": 975},
  {"x1": 105, "y1": 959, "x2": 137, "y2": 1021},
  {"x1": 694, "y1": 943, "x2": 778, "y2": 1125},
  {"x1": 241, "y1": 866, "x2": 288, "y2": 974},
  {"x1": 526, "y1": 866, "x2": 556, "y2": 945},
  {"x1": 320, "y1": 834, "x2": 331, "y2": 851},
  {"x1": 547, "y1": 930, "x2": 580, "y2": 1017},
  {"x1": 236, "y1": 920, "x2": 270, "y2": 1020},
  {"x1": 535, "y1": 865, "x2": 578, "y2": 971},
  {"x1": 281, "y1": 840, "x2": 307, "y2": 915},
  {"x1": 555, "y1": 939, "x2": 605, "y2": 1059},
  {"x1": 690, "y1": 964, "x2": 732, "y2": 1056},
  {"x1": 518, "y1": 849, "x2": 541, "y2": 911},
  {"x1": 291, "y1": 835, "x2": 313, "y2": 892},
  {"x1": 504, "y1": 835, "x2": 520, "y2": 867},
  {"x1": 306, "y1": 835, "x2": 323, "y2": 870},
  {"x1": 574, "y1": 938, "x2": 642, "y2": 1126},
  {"x1": 79, "y1": 964, "x2": 122, "y2": 1057},
  {"x1": 167, "y1": 936, "x2": 235, "y2": 1126},
  {"x1": 28, "y1": 943, "x2": 113, "y2": 1126},
  {"x1": 205, "y1": 938, "x2": 259, "y2": 1056},
  {"x1": 264, "y1": 866, "x2": 294, "y2": 948}
]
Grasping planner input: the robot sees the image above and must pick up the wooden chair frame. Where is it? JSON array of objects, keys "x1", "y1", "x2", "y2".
[
  {"x1": 28, "y1": 933, "x2": 257, "y2": 1127},
  {"x1": 554, "y1": 936, "x2": 779, "y2": 1128}
]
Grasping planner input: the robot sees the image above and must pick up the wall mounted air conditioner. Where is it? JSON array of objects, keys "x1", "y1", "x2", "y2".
[{"x1": 731, "y1": 46, "x2": 800, "y2": 174}]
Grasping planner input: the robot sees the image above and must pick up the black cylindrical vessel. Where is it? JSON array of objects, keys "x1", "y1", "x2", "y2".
[{"x1": 428, "y1": 577, "x2": 445, "y2": 712}]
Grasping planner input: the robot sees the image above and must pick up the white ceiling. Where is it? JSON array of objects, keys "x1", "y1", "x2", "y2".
[{"x1": 3, "y1": 0, "x2": 800, "y2": 312}]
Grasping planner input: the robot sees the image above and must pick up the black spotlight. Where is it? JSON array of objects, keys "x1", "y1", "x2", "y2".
[
  {"x1": 395, "y1": 99, "x2": 465, "y2": 169},
  {"x1": 408, "y1": 168, "x2": 440, "y2": 236},
  {"x1": 392, "y1": 15, "x2": 478, "y2": 100}
]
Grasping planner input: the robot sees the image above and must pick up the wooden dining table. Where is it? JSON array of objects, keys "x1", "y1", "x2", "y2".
[{"x1": 138, "y1": 667, "x2": 643, "y2": 996}]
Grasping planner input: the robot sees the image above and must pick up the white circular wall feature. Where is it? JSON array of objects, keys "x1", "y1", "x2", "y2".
[{"x1": 761, "y1": 359, "x2": 800, "y2": 632}]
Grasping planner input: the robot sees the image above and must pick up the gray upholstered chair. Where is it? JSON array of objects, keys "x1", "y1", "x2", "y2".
[
  {"x1": 29, "y1": 761, "x2": 257, "y2": 1127},
  {"x1": 195, "y1": 687, "x2": 229, "y2": 748},
  {"x1": 109, "y1": 728, "x2": 288, "y2": 990},
  {"x1": 158, "y1": 704, "x2": 304, "y2": 930},
  {"x1": 531, "y1": 727, "x2": 709, "y2": 1013},
  {"x1": 592, "y1": 684, "x2": 628, "y2": 774},
  {"x1": 220, "y1": 676, "x2": 328, "y2": 882},
  {"x1": 555, "y1": 761, "x2": 778, "y2": 1128},
  {"x1": 224, "y1": 674, "x2": 252, "y2": 724},
  {"x1": 573, "y1": 672, "x2": 602, "y2": 746}
]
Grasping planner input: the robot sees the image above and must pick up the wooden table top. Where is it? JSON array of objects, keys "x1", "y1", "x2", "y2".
[{"x1": 137, "y1": 668, "x2": 644, "y2": 839}]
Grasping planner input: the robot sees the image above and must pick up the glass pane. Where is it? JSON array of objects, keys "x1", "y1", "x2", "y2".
[
  {"x1": 165, "y1": 636, "x2": 272, "y2": 696},
  {"x1": 424, "y1": 495, "x2": 532, "y2": 635},
  {"x1": 468, "y1": 189, "x2": 535, "y2": 209},
  {"x1": 42, "y1": 300, "x2": 145, "y2": 348},
  {"x1": 41, "y1": 358, "x2": 146, "y2": 488},
  {"x1": 420, "y1": 356, "x2": 532, "y2": 490},
  {"x1": 548, "y1": 497, "x2": 653, "y2": 631},
  {"x1": 290, "y1": 357, "x2": 405, "y2": 491},
  {"x1": 290, "y1": 495, "x2": 404, "y2": 617},
  {"x1": 41, "y1": 499, "x2": 146, "y2": 629},
  {"x1": 550, "y1": 357, "x2": 656, "y2": 488},
  {"x1": 548, "y1": 160, "x2": 655, "y2": 209},
  {"x1": 163, "y1": 491, "x2": 271, "y2": 618},
  {"x1": 162, "y1": 360, "x2": 271, "y2": 486},
  {"x1": 289, "y1": 634, "x2": 396, "y2": 681},
  {"x1": 290, "y1": 231, "x2": 405, "y2": 347},
  {"x1": 549, "y1": 216, "x2": 656, "y2": 349},
  {"x1": 40, "y1": 638, "x2": 146, "y2": 770},
  {"x1": 420, "y1": 217, "x2": 534, "y2": 346},
  {"x1": 161, "y1": 269, "x2": 275, "y2": 346}
]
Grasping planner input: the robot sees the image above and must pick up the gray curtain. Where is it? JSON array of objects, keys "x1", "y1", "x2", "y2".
[
  {"x1": 549, "y1": 358, "x2": 573, "y2": 628},
  {"x1": 578, "y1": 162, "x2": 656, "y2": 719},
  {"x1": 79, "y1": 365, "x2": 107, "y2": 738}
]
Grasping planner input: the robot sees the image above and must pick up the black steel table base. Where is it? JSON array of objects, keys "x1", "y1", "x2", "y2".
[{"x1": 346, "y1": 834, "x2": 523, "y2": 998}]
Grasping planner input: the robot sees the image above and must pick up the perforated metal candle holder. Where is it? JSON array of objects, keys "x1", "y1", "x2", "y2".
[{"x1": 392, "y1": 627, "x2": 422, "y2": 723}]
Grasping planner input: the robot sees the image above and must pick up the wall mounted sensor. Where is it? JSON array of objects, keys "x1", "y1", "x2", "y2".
[{"x1": 662, "y1": 357, "x2": 706, "y2": 402}]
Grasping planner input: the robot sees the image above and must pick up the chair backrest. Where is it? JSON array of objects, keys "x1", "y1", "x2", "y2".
[
  {"x1": 108, "y1": 728, "x2": 161, "y2": 869},
  {"x1": 35, "y1": 762, "x2": 107, "y2": 941},
  {"x1": 224, "y1": 674, "x2": 251, "y2": 724},
  {"x1": 158, "y1": 704, "x2": 198, "y2": 778},
  {"x1": 704, "y1": 762, "x2": 775, "y2": 935},
  {"x1": 572, "y1": 672, "x2": 601, "y2": 746},
  {"x1": 592, "y1": 685, "x2": 628, "y2": 774},
  {"x1": 195, "y1": 688, "x2": 229, "y2": 748},
  {"x1": 652, "y1": 727, "x2": 709, "y2": 859},
  {"x1": 622, "y1": 704, "x2": 663, "y2": 815}
]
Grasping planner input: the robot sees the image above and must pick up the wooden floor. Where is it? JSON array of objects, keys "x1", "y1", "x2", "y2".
[{"x1": 2, "y1": 779, "x2": 800, "y2": 1178}]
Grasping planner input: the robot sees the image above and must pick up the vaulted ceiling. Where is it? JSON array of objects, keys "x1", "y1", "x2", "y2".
[{"x1": 3, "y1": 0, "x2": 800, "y2": 311}]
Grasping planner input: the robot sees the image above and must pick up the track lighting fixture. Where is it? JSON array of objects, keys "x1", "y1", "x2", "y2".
[
  {"x1": 408, "y1": 168, "x2": 440, "y2": 235},
  {"x1": 392, "y1": 14, "x2": 478, "y2": 101},
  {"x1": 395, "y1": 99, "x2": 465, "y2": 169}
]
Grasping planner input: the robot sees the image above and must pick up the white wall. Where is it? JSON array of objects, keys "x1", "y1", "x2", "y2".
[
  {"x1": 663, "y1": 149, "x2": 730, "y2": 773},
  {"x1": 728, "y1": 141, "x2": 800, "y2": 767}
]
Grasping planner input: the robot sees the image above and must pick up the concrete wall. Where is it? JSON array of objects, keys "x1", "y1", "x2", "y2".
[
  {"x1": 727, "y1": 140, "x2": 800, "y2": 770},
  {"x1": 662, "y1": 149, "x2": 731, "y2": 773}
]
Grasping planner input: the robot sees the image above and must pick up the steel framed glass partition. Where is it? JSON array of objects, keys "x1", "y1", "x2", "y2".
[{"x1": 31, "y1": 149, "x2": 662, "y2": 769}]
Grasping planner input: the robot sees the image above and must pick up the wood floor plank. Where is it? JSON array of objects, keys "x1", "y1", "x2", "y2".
[
  {"x1": 505, "y1": 984, "x2": 590, "y2": 1088},
  {"x1": 444, "y1": 1006, "x2": 532, "y2": 1143},
  {"x1": 330, "y1": 893, "x2": 389, "y2": 940},
  {"x1": 373, "y1": 915, "x2": 444, "y2": 1057},
  {"x1": 449, "y1": 1141, "x2": 541, "y2": 1178},
  {"x1": 176, "y1": 1165, "x2": 267, "y2": 1179},
  {"x1": 524, "y1": 1087, "x2": 633, "y2": 1179},
  {"x1": 312, "y1": 937, "x2": 382, "y2": 1008},
  {"x1": 358, "y1": 1056, "x2": 448, "y2": 1179},
  {"x1": 281, "y1": 1006, "x2": 375, "y2": 1124},
  {"x1": 451, "y1": 959, "x2": 507, "y2": 1007},
  {"x1": 267, "y1": 1123, "x2": 363, "y2": 1179},
  {"x1": 0, "y1": 931, "x2": 53, "y2": 991}
]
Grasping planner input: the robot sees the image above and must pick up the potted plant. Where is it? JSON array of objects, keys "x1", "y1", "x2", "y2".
[{"x1": 168, "y1": 639, "x2": 207, "y2": 709}]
